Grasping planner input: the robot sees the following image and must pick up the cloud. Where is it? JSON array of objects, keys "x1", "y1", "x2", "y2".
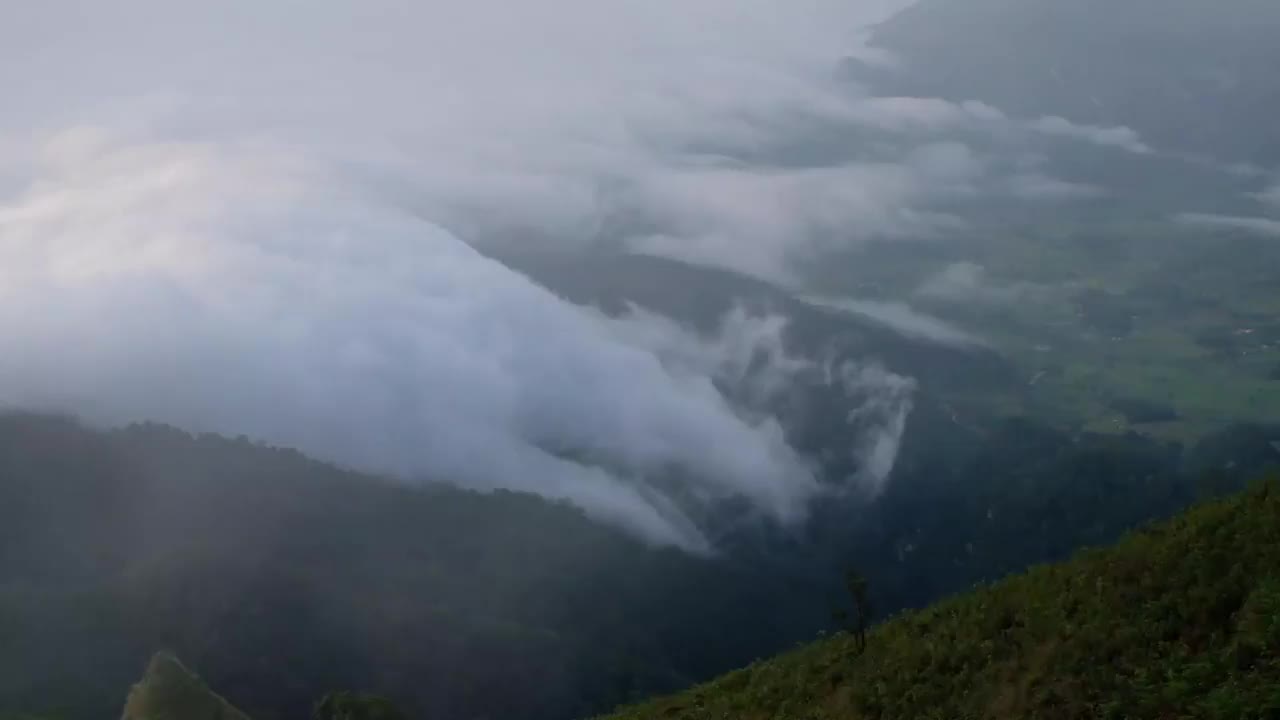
[
  {"x1": 830, "y1": 362, "x2": 916, "y2": 495},
  {"x1": 606, "y1": 304, "x2": 814, "y2": 408},
  {"x1": 1004, "y1": 173, "x2": 1104, "y2": 200},
  {"x1": 1031, "y1": 116, "x2": 1152, "y2": 154},
  {"x1": 3, "y1": 2, "x2": 1151, "y2": 286},
  {"x1": 797, "y1": 296, "x2": 984, "y2": 348},
  {"x1": 1255, "y1": 180, "x2": 1280, "y2": 209},
  {"x1": 624, "y1": 144, "x2": 978, "y2": 282},
  {"x1": 1175, "y1": 212, "x2": 1280, "y2": 237},
  {"x1": 915, "y1": 262, "x2": 1054, "y2": 304},
  {"x1": 0, "y1": 131, "x2": 929, "y2": 551},
  {"x1": 1174, "y1": 175, "x2": 1280, "y2": 238},
  {"x1": 841, "y1": 97, "x2": 1009, "y2": 131},
  {"x1": 832, "y1": 98, "x2": 1149, "y2": 155},
  {"x1": 0, "y1": 0, "x2": 1152, "y2": 548}
]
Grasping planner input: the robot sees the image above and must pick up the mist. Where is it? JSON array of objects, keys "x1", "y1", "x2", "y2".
[
  {"x1": 1, "y1": 0, "x2": 1234, "y2": 550},
  {"x1": 8, "y1": 2, "x2": 1280, "y2": 718}
]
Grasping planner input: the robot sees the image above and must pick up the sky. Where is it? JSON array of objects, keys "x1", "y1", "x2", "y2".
[{"x1": 0, "y1": 0, "x2": 1171, "y2": 550}]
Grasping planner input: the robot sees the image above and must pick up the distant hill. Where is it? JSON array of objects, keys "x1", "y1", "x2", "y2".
[
  {"x1": 861, "y1": 0, "x2": 1280, "y2": 165},
  {"x1": 603, "y1": 479, "x2": 1280, "y2": 719},
  {"x1": 120, "y1": 653, "x2": 249, "y2": 720}
]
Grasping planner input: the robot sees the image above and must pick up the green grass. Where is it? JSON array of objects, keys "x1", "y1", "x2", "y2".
[{"x1": 600, "y1": 480, "x2": 1280, "y2": 720}]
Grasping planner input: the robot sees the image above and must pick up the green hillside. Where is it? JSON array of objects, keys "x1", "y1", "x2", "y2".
[
  {"x1": 2, "y1": 413, "x2": 1274, "y2": 719},
  {"x1": 603, "y1": 480, "x2": 1280, "y2": 720}
]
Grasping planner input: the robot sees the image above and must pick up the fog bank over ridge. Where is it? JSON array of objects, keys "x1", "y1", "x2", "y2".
[
  {"x1": 0, "y1": 0, "x2": 1180, "y2": 548},
  {"x1": 0, "y1": 131, "x2": 928, "y2": 550}
]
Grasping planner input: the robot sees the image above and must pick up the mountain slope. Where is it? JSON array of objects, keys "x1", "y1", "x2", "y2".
[
  {"x1": 121, "y1": 653, "x2": 249, "y2": 720},
  {"x1": 0, "y1": 414, "x2": 781, "y2": 720},
  {"x1": 2, "y1": 413, "x2": 1274, "y2": 719},
  {"x1": 603, "y1": 480, "x2": 1280, "y2": 719}
]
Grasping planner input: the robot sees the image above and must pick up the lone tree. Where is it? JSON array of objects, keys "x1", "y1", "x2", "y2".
[{"x1": 833, "y1": 569, "x2": 873, "y2": 655}]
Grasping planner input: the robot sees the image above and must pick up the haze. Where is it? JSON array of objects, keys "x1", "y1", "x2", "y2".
[{"x1": 3, "y1": 0, "x2": 1276, "y2": 551}]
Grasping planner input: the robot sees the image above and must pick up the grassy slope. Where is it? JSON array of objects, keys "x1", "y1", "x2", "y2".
[{"x1": 602, "y1": 481, "x2": 1280, "y2": 720}]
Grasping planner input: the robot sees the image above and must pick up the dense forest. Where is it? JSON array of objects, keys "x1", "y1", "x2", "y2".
[
  {"x1": 605, "y1": 479, "x2": 1280, "y2": 719},
  {"x1": 2, "y1": 412, "x2": 1277, "y2": 719}
]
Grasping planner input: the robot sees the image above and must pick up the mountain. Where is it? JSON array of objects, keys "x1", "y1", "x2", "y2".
[
  {"x1": 0, "y1": 413, "x2": 780, "y2": 720},
  {"x1": 860, "y1": 0, "x2": 1280, "y2": 165},
  {"x1": 120, "y1": 653, "x2": 249, "y2": 720},
  {"x1": 116, "y1": 654, "x2": 403, "y2": 720},
  {"x1": 3, "y1": 412, "x2": 1276, "y2": 719},
  {"x1": 603, "y1": 479, "x2": 1280, "y2": 720}
]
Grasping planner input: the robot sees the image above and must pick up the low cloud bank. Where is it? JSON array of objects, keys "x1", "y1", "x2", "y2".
[
  {"x1": 799, "y1": 296, "x2": 985, "y2": 348},
  {"x1": 1, "y1": 1, "x2": 1157, "y2": 548},
  {"x1": 1176, "y1": 212, "x2": 1280, "y2": 237},
  {"x1": 0, "y1": 133, "x2": 916, "y2": 551}
]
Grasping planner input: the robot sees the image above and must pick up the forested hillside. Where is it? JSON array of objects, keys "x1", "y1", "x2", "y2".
[
  {"x1": 0, "y1": 414, "x2": 766, "y2": 720},
  {"x1": 2, "y1": 413, "x2": 1277, "y2": 719},
  {"x1": 604, "y1": 480, "x2": 1280, "y2": 720}
]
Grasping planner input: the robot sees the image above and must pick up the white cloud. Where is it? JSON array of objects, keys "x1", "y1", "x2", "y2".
[
  {"x1": 0, "y1": 131, "x2": 928, "y2": 551},
  {"x1": 841, "y1": 97, "x2": 1008, "y2": 131},
  {"x1": 915, "y1": 262, "x2": 1054, "y2": 304},
  {"x1": 0, "y1": 0, "x2": 1153, "y2": 549},
  {"x1": 837, "y1": 362, "x2": 916, "y2": 495},
  {"x1": 1031, "y1": 116, "x2": 1152, "y2": 154},
  {"x1": 1255, "y1": 180, "x2": 1280, "y2": 209},
  {"x1": 1175, "y1": 212, "x2": 1280, "y2": 236},
  {"x1": 1005, "y1": 173, "x2": 1104, "y2": 200},
  {"x1": 624, "y1": 148, "x2": 975, "y2": 282},
  {"x1": 797, "y1": 296, "x2": 985, "y2": 348},
  {"x1": 3, "y1": 2, "x2": 1147, "y2": 285}
]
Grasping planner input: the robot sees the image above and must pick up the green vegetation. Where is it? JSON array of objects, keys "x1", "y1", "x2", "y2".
[
  {"x1": 0, "y1": 414, "x2": 757, "y2": 720},
  {"x1": 603, "y1": 481, "x2": 1280, "y2": 720},
  {"x1": 2, "y1": 413, "x2": 1275, "y2": 719}
]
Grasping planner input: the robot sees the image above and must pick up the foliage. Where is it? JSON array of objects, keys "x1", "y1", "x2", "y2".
[{"x1": 603, "y1": 480, "x2": 1280, "y2": 720}]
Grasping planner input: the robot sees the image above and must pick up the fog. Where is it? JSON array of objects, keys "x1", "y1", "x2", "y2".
[
  {"x1": 4, "y1": 0, "x2": 1249, "y2": 550},
  {"x1": 0, "y1": 1, "x2": 911, "y2": 550},
  {"x1": 799, "y1": 296, "x2": 984, "y2": 348}
]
